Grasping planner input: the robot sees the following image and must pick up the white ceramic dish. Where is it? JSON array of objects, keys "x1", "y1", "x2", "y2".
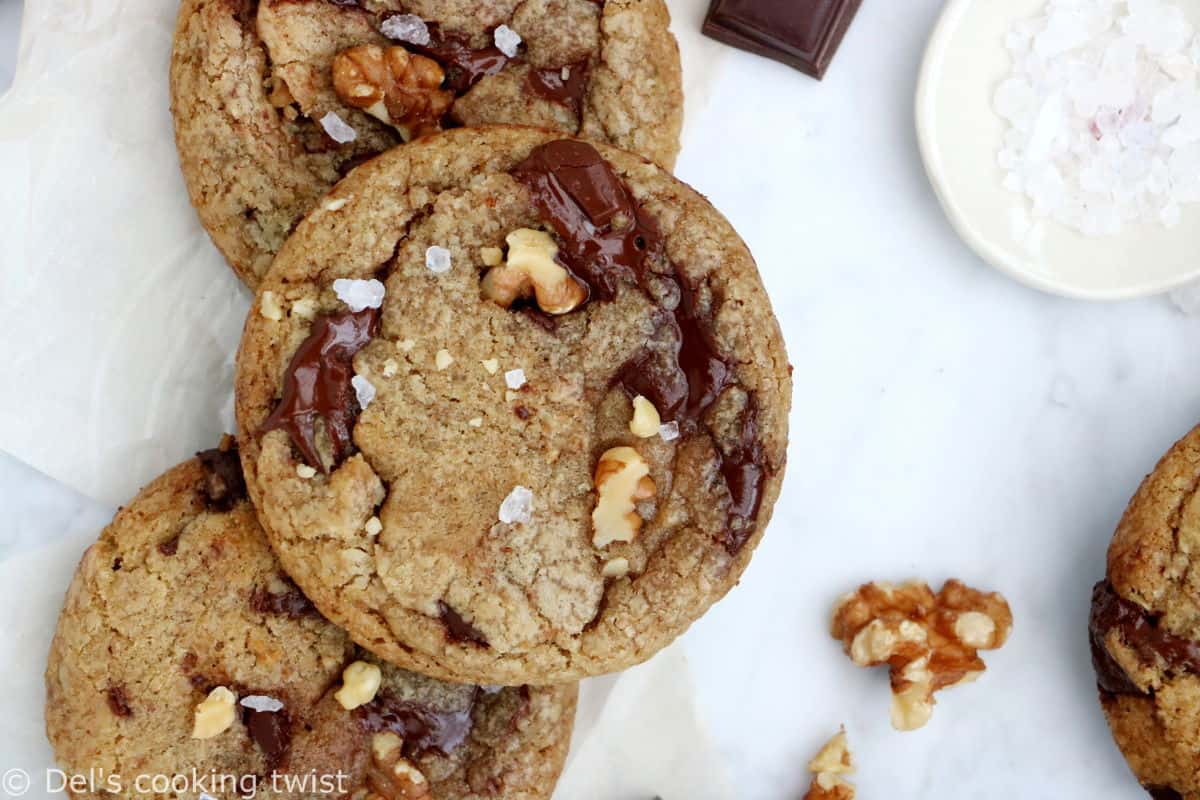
[{"x1": 916, "y1": 0, "x2": 1200, "y2": 301}]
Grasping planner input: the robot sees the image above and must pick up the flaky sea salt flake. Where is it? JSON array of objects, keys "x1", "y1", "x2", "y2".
[
  {"x1": 380, "y1": 14, "x2": 430, "y2": 45},
  {"x1": 352, "y1": 375, "x2": 376, "y2": 409},
  {"x1": 426, "y1": 246, "x2": 452, "y2": 274},
  {"x1": 494, "y1": 25, "x2": 522, "y2": 58},
  {"x1": 333, "y1": 278, "x2": 385, "y2": 311},
  {"x1": 499, "y1": 486, "x2": 533, "y2": 524},
  {"x1": 504, "y1": 368, "x2": 526, "y2": 389},
  {"x1": 240, "y1": 695, "x2": 285, "y2": 713},
  {"x1": 658, "y1": 421, "x2": 680, "y2": 441},
  {"x1": 320, "y1": 112, "x2": 357, "y2": 144}
]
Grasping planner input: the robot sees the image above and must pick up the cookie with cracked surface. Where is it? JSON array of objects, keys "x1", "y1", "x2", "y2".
[
  {"x1": 45, "y1": 441, "x2": 576, "y2": 800},
  {"x1": 1090, "y1": 424, "x2": 1200, "y2": 800},
  {"x1": 235, "y1": 127, "x2": 791, "y2": 685},
  {"x1": 169, "y1": 0, "x2": 683, "y2": 288}
]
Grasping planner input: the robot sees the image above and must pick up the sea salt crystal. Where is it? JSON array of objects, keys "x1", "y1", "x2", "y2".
[
  {"x1": 504, "y1": 368, "x2": 526, "y2": 389},
  {"x1": 240, "y1": 695, "x2": 284, "y2": 713},
  {"x1": 658, "y1": 421, "x2": 680, "y2": 441},
  {"x1": 996, "y1": 0, "x2": 1200, "y2": 236},
  {"x1": 499, "y1": 486, "x2": 533, "y2": 524},
  {"x1": 494, "y1": 25, "x2": 522, "y2": 58},
  {"x1": 352, "y1": 375, "x2": 376, "y2": 409},
  {"x1": 380, "y1": 14, "x2": 430, "y2": 46},
  {"x1": 320, "y1": 112, "x2": 357, "y2": 144},
  {"x1": 426, "y1": 246, "x2": 452, "y2": 273},
  {"x1": 333, "y1": 278, "x2": 385, "y2": 311}
]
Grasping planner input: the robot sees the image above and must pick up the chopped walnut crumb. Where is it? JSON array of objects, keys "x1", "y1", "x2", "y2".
[
  {"x1": 802, "y1": 729, "x2": 855, "y2": 800},
  {"x1": 830, "y1": 580, "x2": 1012, "y2": 731}
]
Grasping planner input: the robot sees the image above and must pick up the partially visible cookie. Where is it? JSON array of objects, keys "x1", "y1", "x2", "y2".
[
  {"x1": 170, "y1": 0, "x2": 683, "y2": 287},
  {"x1": 45, "y1": 441, "x2": 576, "y2": 800},
  {"x1": 235, "y1": 127, "x2": 791, "y2": 685},
  {"x1": 1090, "y1": 424, "x2": 1200, "y2": 799}
]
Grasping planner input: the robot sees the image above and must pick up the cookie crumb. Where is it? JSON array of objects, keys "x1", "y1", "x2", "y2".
[
  {"x1": 352, "y1": 375, "x2": 377, "y2": 409},
  {"x1": 239, "y1": 695, "x2": 285, "y2": 713},
  {"x1": 426, "y1": 246, "x2": 452, "y2": 274},
  {"x1": 468, "y1": 417, "x2": 484, "y2": 427},
  {"x1": 319, "y1": 111, "x2": 358, "y2": 144},
  {"x1": 333, "y1": 278, "x2": 385, "y2": 312},
  {"x1": 382, "y1": 358, "x2": 399, "y2": 377},
  {"x1": 504, "y1": 368, "x2": 527, "y2": 389},
  {"x1": 494, "y1": 24, "x2": 522, "y2": 58},
  {"x1": 296, "y1": 464, "x2": 317, "y2": 479},
  {"x1": 435, "y1": 349, "x2": 454, "y2": 370},
  {"x1": 380, "y1": 13, "x2": 430, "y2": 46},
  {"x1": 259, "y1": 291, "x2": 284, "y2": 321},
  {"x1": 499, "y1": 486, "x2": 534, "y2": 525},
  {"x1": 398, "y1": 339, "x2": 416, "y2": 351},
  {"x1": 481, "y1": 358, "x2": 500, "y2": 375}
]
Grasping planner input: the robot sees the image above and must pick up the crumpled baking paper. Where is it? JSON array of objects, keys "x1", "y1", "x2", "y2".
[{"x1": 0, "y1": 0, "x2": 733, "y2": 795}]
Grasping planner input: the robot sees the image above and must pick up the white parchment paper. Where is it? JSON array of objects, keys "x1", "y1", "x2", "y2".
[{"x1": 0, "y1": 0, "x2": 733, "y2": 795}]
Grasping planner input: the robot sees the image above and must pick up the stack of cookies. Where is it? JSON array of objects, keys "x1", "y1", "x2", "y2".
[{"x1": 44, "y1": 2, "x2": 792, "y2": 797}]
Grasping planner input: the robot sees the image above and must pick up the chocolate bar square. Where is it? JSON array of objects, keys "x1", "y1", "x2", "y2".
[{"x1": 702, "y1": 0, "x2": 864, "y2": 80}]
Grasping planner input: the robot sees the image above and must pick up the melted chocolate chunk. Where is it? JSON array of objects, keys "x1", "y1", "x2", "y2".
[
  {"x1": 438, "y1": 601, "x2": 489, "y2": 647},
  {"x1": 412, "y1": 25, "x2": 511, "y2": 94},
  {"x1": 261, "y1": 309, "x2": 380, "y2": 471},
  {"x1": 251, "y1": 577, "x2": 318, "y2": 618},
  {"x1": 717, "y1": 399, "x2": 765, "y2": 554},
  {"x1": 106, "y1": 685, "x2": 132, "y2": 718},
  {"x1": 357, "y1": 690, "x2": 476, "y2": 757},
  {"x1": 527, "y1": 61, "x2": 590, "y2": 118},
  {"x1": 512, "y1": 139, "x2": 663, "y2": 300},
  {"x1": 242, "y1": 705, "x2": 292, "y2": 772},
  {"x1": 1089, "y1": 580, "x2": 1200, "y2": 695},
  {"x1": 197, "y1": 444, "x2": 248, "y2": 511},
  {"x1": 1145, "y1": 786, "x2": 1184, "y2": 800},
  {"x1": 158, "y1": 535, "x2": 181, "y2": 557}
]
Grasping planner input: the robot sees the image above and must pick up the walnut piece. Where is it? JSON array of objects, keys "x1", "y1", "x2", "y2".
[
  {"x1": 192, "y1": 686, "x2": 237, "y2": 739},
  {"x1": 334, "y1": 660, "x2": 382, "y2": 710},
  {"x1": 592, "y1": 446, "x2": 655, "y2": 547},
  {"x1": 367, "y1": 732, "x2": 431, "y2": 799},
  {"x1": 331, "y1": 44, "x2": 453, "y2": 141},
  {"x1": 481, "y1": 229, "x2": 587, "y2": 315},
  {"x1": 830, "y1": 580, "x2": 1012, "y2": 731},
  {"x1": 802, "y1": 729, "x2": 855, "y2": 800},
  {"x1": 629, "y1": 395, "x2": 661, "y2": 438}
]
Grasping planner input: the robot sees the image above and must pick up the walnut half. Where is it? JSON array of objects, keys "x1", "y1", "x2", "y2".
[
  {"x1": 830, "y1": 579, "x2": 1012, "y2": 731},
  {"x1": 332, "y1": 45, "x2": 453, "y2": 141}
]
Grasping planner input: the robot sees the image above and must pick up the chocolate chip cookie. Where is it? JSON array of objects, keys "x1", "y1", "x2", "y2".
[
  {"x1": 170, "y1": 0, "x2": 683, "y2": 288},
  {"x1": 235, "y1": 127, "x2": 791, "y2": 685},
  {"x1": 1090, "y1": 424, "x2": 1200, "y2": 799},
  {"x1": 45, "y1": 441, "x2": 576, "y2": 799}
]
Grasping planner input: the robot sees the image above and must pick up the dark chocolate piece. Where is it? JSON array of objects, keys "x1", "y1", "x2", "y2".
[
  {"x1": 106, "y1": 685, "x2": 132, "y2": 718},
  {"x1": 261, "y1": 308, "x2": 380, "y2": 471},
  {"x1": 527, "y1": 61, "x2": 590, "y2": 118},
  {"x1": 197, "y1": 444, "x2": 248, "y2": 511},
  {"x1": 357, "y1": 690, "x2": 477, "y2": 756},
  {"x1": 438, "y1": 601, "x2": 489, "y2": 647},
  {"x1": 1146, "y1": 787, "x2": 1184, "y2": 800},
  {"x1": 412, "y1": 25, "x2": 511, "y2": 94},
  {"x1": 157, "y1": 535, "x2": 181, "y2": 557},
  {"x1": 242, "y1": 704, "x2": 292, "y2": 772},
  {"x1": 251, "y1": 576, "x2": 318, "y2": 619},
  {"x1": 701, "y1": 0, "x2": 862, "y2": 80},
  {"x1": 1089, "y1": 580, "x2": 1200, "y2": 695},
  {"x1": 512, "y1": 139, "x2": 663, "y2": 301}
]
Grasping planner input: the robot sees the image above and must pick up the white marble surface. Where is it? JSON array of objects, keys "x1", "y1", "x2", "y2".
[{"x1": 6, "y1": 0, "x2": 1200, "y2": 797}]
